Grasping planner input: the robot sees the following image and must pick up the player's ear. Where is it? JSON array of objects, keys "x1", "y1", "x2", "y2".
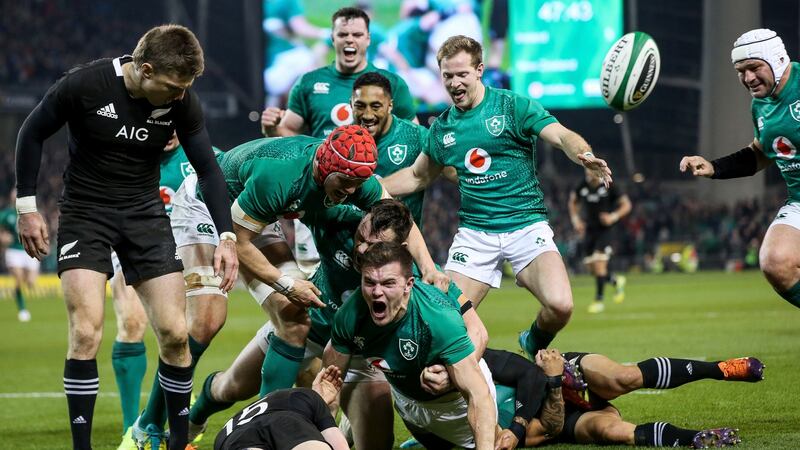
[
  {"x1": 475, "y1": 62, "x2": 484, "y2": 78},
  {"x1": 140, "y1": 63, "x2": 155, "y2": 79},
  {"x1": 405, "y1": 276, "x2": 414, "y2": 292}
]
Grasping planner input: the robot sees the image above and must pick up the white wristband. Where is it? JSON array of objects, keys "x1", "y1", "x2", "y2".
[
  {"x1": 220, "y1": 231, "x2": 237, "y2": 243},
  {"x1": 16, "y1": 196, "x2": 37, "y2": 214},
  {"x1": 582, "y1": 152, "x2": 594, "y2": 159},
  {"x1": 273, "y1": 274, "x2": 295, "y2": 295}
]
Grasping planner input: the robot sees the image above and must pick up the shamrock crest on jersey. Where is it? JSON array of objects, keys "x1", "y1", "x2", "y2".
[
  {"x1": 485, "y1": 115, "x2": 506, "y2": 136},
  {"x1": 387, "y1": 144, "x2": 408, "y2": 165},
  {"x1": 399, "y1": 339, "x2": 419, "y2": 360}
]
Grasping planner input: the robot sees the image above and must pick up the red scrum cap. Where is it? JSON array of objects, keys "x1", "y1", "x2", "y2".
[{"x1": 315, "y1": 125, "x2": 377, "y2": 183}]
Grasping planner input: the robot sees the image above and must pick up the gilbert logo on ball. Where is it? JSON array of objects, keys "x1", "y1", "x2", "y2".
[
  {"x1": 464, "y1": 148, "x2": 491, "y2": 174},
  {"x1": 601, "y1": 31, "x2": 661, "y2": 111}
]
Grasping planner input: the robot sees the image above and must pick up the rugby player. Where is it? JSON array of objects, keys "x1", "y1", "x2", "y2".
[
  {"x1": 568, "y1": 168, "x2": 632, "y2": 313},
  {"x1": 14, "y1": 25, "x2": 237, "y2": 450},
  {"x1": 325, "y1": 241, "x2": 497, "y2": 450},
  {"x1": 681, "y1": 29, "x2": 800, "y2": 310},
  {"x1": 381, "y1": 35, "x2": 613, "y2": 357},
  {"x1": 188, "y1": 200, "x2": 484, "y2": 450},
  {"x1": 212, "y1": 365, "x2": 348, "y2": 450},
  {"x1": 0, "y1": 189, "x2": 36, "y2": 322},
  {"x1": 261, "y1": 6, "x2": 418, "y2": 275}
]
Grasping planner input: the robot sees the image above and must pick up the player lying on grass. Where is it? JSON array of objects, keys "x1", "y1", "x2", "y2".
[
  {"x1": 212, "y1": 365, "x2": 349, "y2": 450},
  {"x1": 421, "y1": 351, "x2": 763, "y2": 448}
]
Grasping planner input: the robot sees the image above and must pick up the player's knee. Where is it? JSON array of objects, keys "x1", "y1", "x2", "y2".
[
  {"x1": 118, "y1": 315, "x2": 148, "y2": 341},
  {"x1": 70, "y1": 323, "x2": 103, "y2": 355},
  {"x1": 154, "y1": 327, "x2": 189, "y2": 355},
  {"x1": 598, "y1": 420, "x2": 628, "y2": 443},
  {"x1": 545, "y1": 294, "x2": 574, "y2": 324},
  {"x1": 613, "y1": 366, "x2": 643, "y2": 394}
]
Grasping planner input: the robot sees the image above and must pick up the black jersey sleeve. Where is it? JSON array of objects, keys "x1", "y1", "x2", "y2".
[
  {"x1": 177, "y1": 90, "x2": 233, "y2": 234},
  {"x1": 608, "y1": 184, "x2": 621, "y2": 206},
  {"x1": 483, "y1": 348, "x2": 546, "y2": 423},
  {"x1": 290, "y1": 389, "x2": 337, "y2": 431},
  {"x1": 15, "y1": 74, "x2": 74, "y2": 197}
]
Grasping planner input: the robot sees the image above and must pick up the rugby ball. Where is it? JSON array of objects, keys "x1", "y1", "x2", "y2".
[{"x1": 600, "y1": 31, "x2": 660, "y2": 111}]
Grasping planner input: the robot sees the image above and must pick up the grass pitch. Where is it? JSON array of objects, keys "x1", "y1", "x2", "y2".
[{"x1": 1, "y1": 271, "x2": 798, "y2": 449}]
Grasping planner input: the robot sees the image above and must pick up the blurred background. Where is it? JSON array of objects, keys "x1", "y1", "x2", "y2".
[{"x1": 1, "y1": 0, "x2": 798, "y2": 276}]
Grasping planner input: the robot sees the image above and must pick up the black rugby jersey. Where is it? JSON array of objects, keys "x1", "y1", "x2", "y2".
[
  {"x1": 214, "y1": 388, "x2": 336, "y2": 450},
  {"x1": 574, "y1": 180, "x2": 621, "y2": 230},
  {"x1": 19, "y1": 56, "x2": 202, "y2": 205}
]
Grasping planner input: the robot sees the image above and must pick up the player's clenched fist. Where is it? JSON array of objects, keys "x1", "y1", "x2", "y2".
[
  {"x1": 535, "y1": 348, "x2": 564, "y2": 377},
  {"x1": 261, "y1": 107, "x2": 285, "y2": 136},
  {"x1": 679, "y1": 155, "x2": 715, "y2": 177}
]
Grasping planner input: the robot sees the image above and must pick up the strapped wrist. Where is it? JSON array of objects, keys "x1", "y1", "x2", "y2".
[
  {"x1": 509, "y1": 421, "x2": 527, "y2": 444},
  {"x1": 16, "y1": 196, "x2": 37, "y2": 214},
  {"x1": 273, "y1": 274, "x2": 295, "y2": 295},
  {"x1": 219, "y1": 231, "x2": 237, "y2": 243}
]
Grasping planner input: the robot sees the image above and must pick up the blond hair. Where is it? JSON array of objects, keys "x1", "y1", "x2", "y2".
[
  {"x1": 132, "y1": 24, "x2": 204, "y2": 78},
  {"x1": 436, "y1": 35, "x2": 483, "y2": 68}
]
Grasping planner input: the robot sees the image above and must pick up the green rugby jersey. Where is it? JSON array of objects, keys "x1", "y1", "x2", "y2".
[
  {"x1": 331, "y1": 281, "x2": 474, "y2": 401},
  {"x1": 385, "y1": 18, "x2": 430, "y2": 70},
  {"x1": 263, "y1": 0, "x2": 304, "y2": 67},
  {"x1": 287, "y1": 63, "x2": 416, "y2": 138},
  {"x1": 217, "y1": 136, "x2": 383, "y2": 225},
  {"x1": 160, "y1": 145, "x2": 221, "y2": 214},
  {"x1": 375, "y1": 116, "x2": 427, "y2": 224},
  {"x1": 425, "y1": 86, "x2": 558, "y2": 233},
  {"x1": 0, "y1": 208, "x2": 23, "y2": 250},
  {"x1": 752, "y1": 61, "x2": 800, "y2": 203},
  {"x1": 306, "y1": 206, "x2": 463, "y2": 345}
]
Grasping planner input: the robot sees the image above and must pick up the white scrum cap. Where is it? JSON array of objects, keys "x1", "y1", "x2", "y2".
[{"x1": 731, "y1": 29, "x2": 790, "y2": 89}]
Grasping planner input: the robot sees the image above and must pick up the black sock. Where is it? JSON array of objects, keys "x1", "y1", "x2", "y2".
[
  {"x1": 637, "y1": 357, "x2": 724, "y2": 389},
  {"x1": 158, "y1": 359, "x2": 194, "y2": 450},
  {"x1": 634, "y1": 422, "x2": 699, "y2": 446},
  {"x1": 595, "y1": 276, "x2": 606, "y2": 300},
  {"x1": 528, "y1": 321, "x2": 556, "y2": 353},
  {"x1": 64, "y1": 359, "x2": 99, "y2": 450}
]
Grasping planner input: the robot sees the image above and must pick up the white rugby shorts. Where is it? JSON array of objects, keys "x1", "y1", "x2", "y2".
[
  {"x1": 444, "y1": 221, "x2": 560, "y2": 287},
  {"x1": 392, "y1": 358, "x2": 496, "y2": 449},
  {"x1": 4, "y1": 248, "x2": 39, "y2": 271},
  {"x1": 770, "y1": 202, "x2": 800, "y2": 231}
]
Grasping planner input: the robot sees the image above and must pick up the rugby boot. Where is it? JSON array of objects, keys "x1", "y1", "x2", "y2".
[{"x1": 718, "y1": 357, "x2": 764, "y2": 382}]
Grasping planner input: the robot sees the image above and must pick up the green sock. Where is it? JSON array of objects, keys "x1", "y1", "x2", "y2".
[
  {"x1": 526, "y1": 321, "x2": 556, "y2": 354},
  {"x1": 259, "y1": 333, "x2": 305, "y2": 397},
  {"x1": 111, "y1": 341, "x2": 147, "y2": 433},
  {"x1": 188, "y1": 372, "x2": 234, "y2": 425},
  {"x1": 14, "y1": 287, "x2": 26, "y2": 311},
  {"x1": 779, "y1": 281, "x2": 800, "y2": 309},
  {"x1": 140, "y1": 335, "x2": 208, "y2": 430}
]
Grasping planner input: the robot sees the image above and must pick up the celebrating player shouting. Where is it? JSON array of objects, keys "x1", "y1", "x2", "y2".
[
  {"x1": 382, "y1": 35, "x2": 612, "y2": 358},
  {"x1": 14, "y1": 25, "x2": 237, "y2": 450}
]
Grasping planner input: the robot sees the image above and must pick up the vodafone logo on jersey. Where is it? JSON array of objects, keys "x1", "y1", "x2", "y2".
[
  {"x1": 464, "y1": 148, "x2": 492, "y2": 174},
  {"x1": 159, "y1": 186, "x2": 175, "y2": 206},
  {"x1": 330, "y1": 103, "x2": 353, "y2": 126},
  {"x1": 773, "y1": 136, "x2": 797, "y2": 160}
]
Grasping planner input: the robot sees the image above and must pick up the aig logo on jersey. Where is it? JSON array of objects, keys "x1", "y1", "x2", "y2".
[
  {"x1": 330, "y1": 103, "x2": 353, "y2": 126},
  {"x1": 465, "y1": 148, "x2": 492, "y2": 174},
  {"x1": 485, "y1": 115, "x2": 506, "y2": 136},
  {"x1": 388, "y1": 144, "x2": 408, "y2": 165},
  {"x1": 773, "y1": 136, "x2": 797, "y2": 160}
]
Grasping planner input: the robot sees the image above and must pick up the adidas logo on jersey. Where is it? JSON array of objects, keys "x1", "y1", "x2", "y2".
[
  {"x1": 96, "y1": 103, "x2": 118, "y2": 119},
  {"x1": 72, "y1": 416, "x2": 87, "y2": 424}
]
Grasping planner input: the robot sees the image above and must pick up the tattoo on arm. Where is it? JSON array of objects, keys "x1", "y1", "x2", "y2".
[{"x1": 539, "y1": 387, "x2": 565, "y2": 437}]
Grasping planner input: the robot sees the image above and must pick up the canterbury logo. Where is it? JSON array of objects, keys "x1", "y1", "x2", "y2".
[
  {"x1": 451, "y1": 252, "x2": 468, "y2": 263},
  {"x1": 443, "y1": 132, "x2": 456, "y2": 147},
  {"x1": 196, "y1": 223, "x2": 215, "y2": 234},
  {"x1": 96, "y1": 103, "x2": 118, "y2": 119}
]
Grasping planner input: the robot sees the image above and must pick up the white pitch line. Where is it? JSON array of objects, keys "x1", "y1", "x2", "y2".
[{"x1": 0, "y1": 392, "x2": 148, "y2": 399}]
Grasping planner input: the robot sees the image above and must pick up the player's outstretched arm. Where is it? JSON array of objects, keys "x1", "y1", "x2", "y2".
[
  {"x1": 448, "y1": 357, "x2": 497, "y2": 450},
  {"x1": 232, "y1": 218, "x2": 324, "y2": 308},
  {"x1": 380, "y1": 152, "x2": 443, "y2": 197},
  {"x1": 531, "y1": 349, "x2": 565, "y2": 440},
  {"x1": 680, "y1": 139, "x2": 771, "y2": 179},
  {"x1": 540, "y1": 122, "x2": 612, "y2": 187},
  {"x1": 272, "y1": 108, "x2": 306, "y2": 137}
]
